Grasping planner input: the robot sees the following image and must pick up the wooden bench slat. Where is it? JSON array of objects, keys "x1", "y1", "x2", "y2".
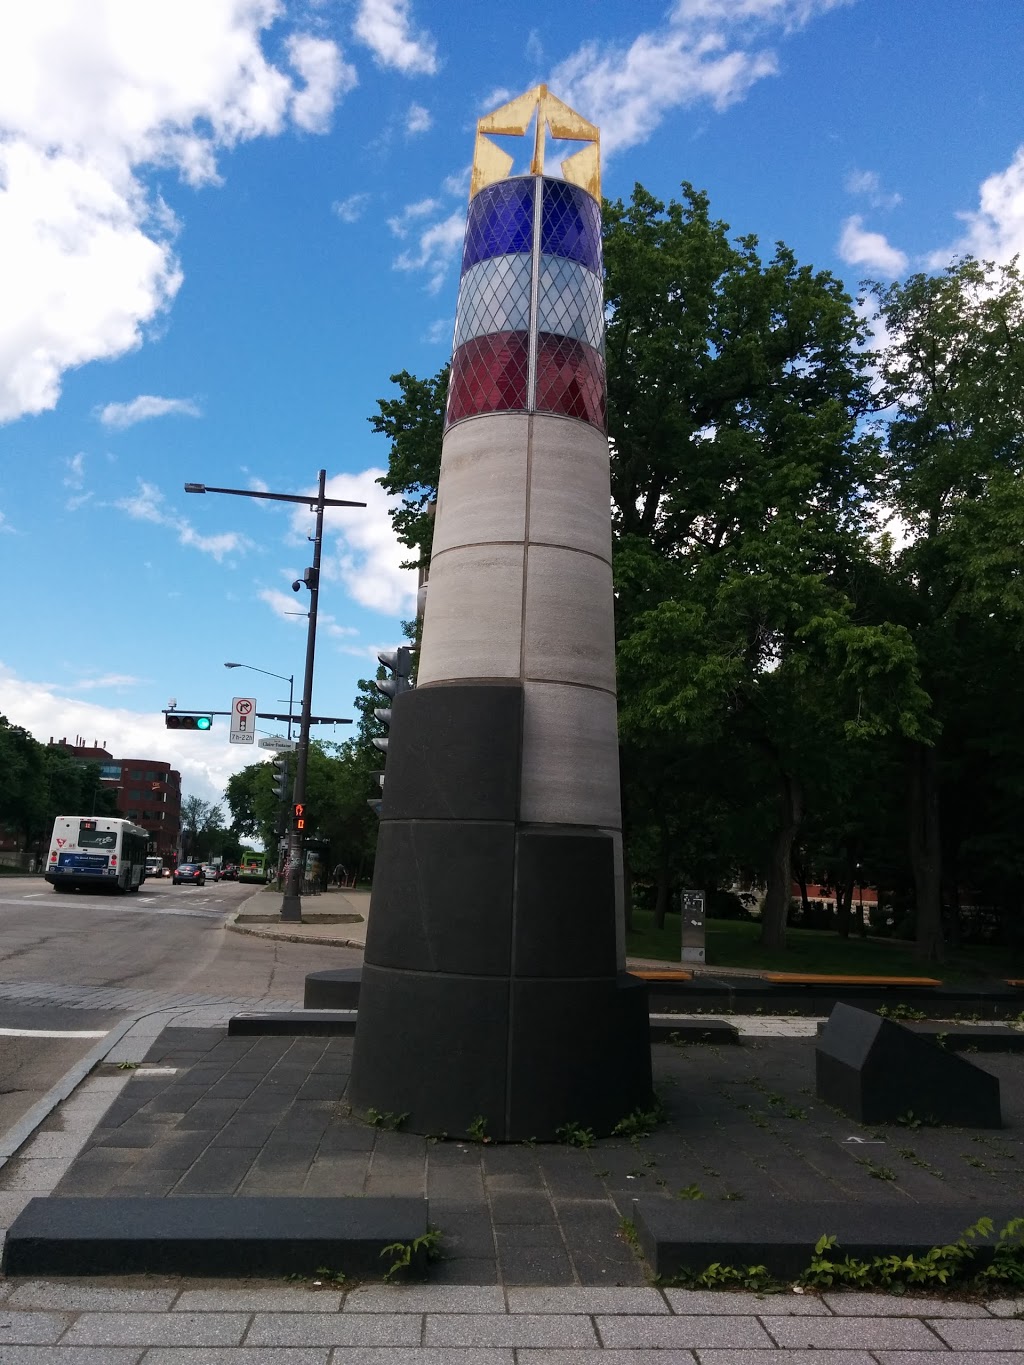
[{"x1": 763, "y1": 972, "x2": 941, "y2": 986}]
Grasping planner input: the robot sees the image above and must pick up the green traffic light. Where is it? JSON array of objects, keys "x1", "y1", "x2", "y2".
[{"x1": 196, "y1": 716, "x2": 212, "y2": 730}]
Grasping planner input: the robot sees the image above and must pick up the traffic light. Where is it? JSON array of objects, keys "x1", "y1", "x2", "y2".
[
  {"x1": 294, "y1": 802, "x2": 306, "y2": 831},
  {"x1": 165, "y1": 714, "x2": 213, "y2": 731},
  {"x1": 372, "y1": 646, "x2": 414, "y2": 755},
  {"x1": 271, "y1": 755, "x2": 290, "y2": 800}
]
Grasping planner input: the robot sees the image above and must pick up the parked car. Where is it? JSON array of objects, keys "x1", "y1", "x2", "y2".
[{"x1": 173, "y1": 863, "x2": 206, "y2": 886}]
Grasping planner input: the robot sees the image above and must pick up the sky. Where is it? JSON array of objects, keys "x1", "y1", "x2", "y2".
[{"x1": 1, "y1": 0, "x2": 1022, "y2": 806}]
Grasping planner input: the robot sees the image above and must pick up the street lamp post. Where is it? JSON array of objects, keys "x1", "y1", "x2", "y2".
[
  {"x1": 186, "y1": 471, "x2": 364, "y2": 922},
  {"x1": 224, "y1": 663, "x2": 295, "y2": 740}
]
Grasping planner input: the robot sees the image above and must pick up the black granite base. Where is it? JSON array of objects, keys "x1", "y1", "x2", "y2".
[
  {"x1": 229, "y1": 1011, "x2": 357, "y2": 1036},
  {"x1": 816, "y1": 1002, "x2": 1003, "y2": 1127},
  {"x1": 633, "y1": 1198, "x2": 1024, "y2": 1280},
  {"x1": 304, "y1": 968, "x2": 361, "y2": 1010},
  {"x1": 2, "y1": 1196, "x2": 428, "y2": 1277}
]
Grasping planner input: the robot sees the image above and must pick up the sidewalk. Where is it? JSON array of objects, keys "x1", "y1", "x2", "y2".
[{"x1": 227, "y1": 886, "x2": 370, "y2": 950}]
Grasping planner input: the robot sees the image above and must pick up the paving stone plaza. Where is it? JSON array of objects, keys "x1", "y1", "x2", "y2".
[{"x1": 1, "y1": 1014, "x2": 1023, "y2": 1360}]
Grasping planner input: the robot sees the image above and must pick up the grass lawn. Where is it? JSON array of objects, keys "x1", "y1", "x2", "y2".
[{"x1": 624, "y1": 910, "x2": 1019, "y2": 984}]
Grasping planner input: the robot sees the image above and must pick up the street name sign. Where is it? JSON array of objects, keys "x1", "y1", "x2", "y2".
[
  {"x1": 230, "y1": 696, "x2": 256, "y2": 745},
  {"x1": 258, "y1": 736, "x2": 297, "y2": 751}
]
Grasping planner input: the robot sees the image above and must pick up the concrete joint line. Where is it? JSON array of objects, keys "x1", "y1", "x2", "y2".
[{"x1": 429, "y1": 539, "x2": 611, "y2": 568}]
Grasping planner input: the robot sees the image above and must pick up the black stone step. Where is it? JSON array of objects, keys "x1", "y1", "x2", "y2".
[
  {"x1": 3, "y1": 1196, "x2": 428, "y2": 1278},
  {"x1": 633, "y1": 1198, "x2": 1023, "y2": 1281},
  {"x1": 229, "y1": 1010, "x2": 357, "y2": 1036}
]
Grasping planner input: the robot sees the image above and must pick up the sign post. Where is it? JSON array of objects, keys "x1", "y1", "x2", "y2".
[
  {"x1": 680, "y1": 889, "x2": 706, "y2": 965},
  {"x1": 230, "y1": 696, "x2": 256, "y2": 745}
]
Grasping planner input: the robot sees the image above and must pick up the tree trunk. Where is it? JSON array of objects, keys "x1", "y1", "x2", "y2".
[
  {"x1": 760, "y1": 770, "x2": 803, "y2": 951},
  {"x1": 653, "y1": 814, "x2": 671, "y2": 930},
  {"x1": 794, "y1": 858, "x2": 811, "y2": 921},
  {"x1": 909, "y1": 742, "x2": 944, "y2": 962}
]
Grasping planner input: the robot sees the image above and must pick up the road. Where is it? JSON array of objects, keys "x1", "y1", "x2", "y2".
[{"x1": 0, "y1": 873, "x2": 362, "y2": 1147}]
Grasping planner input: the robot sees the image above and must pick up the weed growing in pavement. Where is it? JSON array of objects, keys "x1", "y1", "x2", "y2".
[
  {"x1": 962, "y1": 1154, "x2": 988, "y2": 1170},
  {"x1": 784, "y1": 1106, "x2": 807, "y2": 1120},
  {"x1": 612, "y1": 1098, "x2": 668, "y2": 1138},
  {"x1": 555, "y1": 1121, "x2": 596, "y2": 1149},
  {"x1": 856, "y1": 1157, "x2": 897, "y2": 1181},
  {"x1": 381, "y1": 1227, "x2": 443, "y2": 1281},
  {"x1": 466, "y1": 1115, "x2": 491, "y2": 1144},
  {"x1": 116, "y1": 1061, "x2": 139, "y2": 1070},
  {"x1": 895, "y1": 1147, "x2": 944, "y2": 1178},
  {"x1": 896, "y1": 1110, "x2": 939, "y2": 1130},
  {"x1": 676, "y1": 1183, "x2": 705, "y2": 1200},
  {"x1": 366, "y1": 1108, "x2": 408, "y2": 1131},
  {"x1": 877, "y1": 1003, "x2": 927, "y2": 1021},
  {"x1": 312, "y1": 1267, "x2": 347, "y2": 1286}
]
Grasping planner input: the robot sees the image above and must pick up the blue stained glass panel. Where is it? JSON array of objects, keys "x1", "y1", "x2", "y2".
[
  {"x1": 541, "y1": 179, "x2": 601, "y2": 272},
  {"x1": 462, "y1": 179, "x2": 534, "y2": 273},
  {"x1": 454, "y1": 255, "x2": 533, "y2": 349},
  {"x1": 537, "y1": 254, "x2": 604, "y2": 352}
]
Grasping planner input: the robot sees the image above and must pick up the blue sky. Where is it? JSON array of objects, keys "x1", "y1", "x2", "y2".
[{"x1": 1, "y1": 0, "x2": 1022, "y2": 805}]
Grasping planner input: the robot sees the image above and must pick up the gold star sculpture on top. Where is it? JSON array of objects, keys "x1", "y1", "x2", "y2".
[{"x1": 470, "y1": 84, "x2": 600, "y2": 203}]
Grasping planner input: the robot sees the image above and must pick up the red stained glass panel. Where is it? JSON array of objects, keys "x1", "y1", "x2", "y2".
[
  {"x1": 447, "y1": 331, "x2": 530, "y2": 424},
  {"x1": 534, "y1": 333, "x2": 606, "y2": 430}
]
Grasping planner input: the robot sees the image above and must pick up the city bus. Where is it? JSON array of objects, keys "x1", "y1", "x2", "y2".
[
  {"x1": 45, "y1": 815, "x2": 149, "y2": 894},
  {"x1": 238, "y1": 851, "x2": 271, "y2": 884}
]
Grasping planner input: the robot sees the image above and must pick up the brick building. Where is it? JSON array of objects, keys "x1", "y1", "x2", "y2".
[{"x1": 50, "y1": 738, "x2": 182, "y2": 862}]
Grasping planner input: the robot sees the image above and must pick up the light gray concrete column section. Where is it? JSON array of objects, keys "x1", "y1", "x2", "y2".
[
  {"x1": 417, "y1": 543, "x2": 524, "y2": 682},
  {"x1": 526, "y1": 415, "x2": 614, "y2": 564},
  {"x1": 519, "y1": 682, "x2": 621, "y2": 828},
  {"x1": 430, "y1": 414, "x2": 529, "y2": 557}
]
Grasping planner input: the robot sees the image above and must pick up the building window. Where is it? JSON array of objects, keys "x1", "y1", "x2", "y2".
[{"x1": 99, "y1": 764, "x2": 121, "y2": 781}]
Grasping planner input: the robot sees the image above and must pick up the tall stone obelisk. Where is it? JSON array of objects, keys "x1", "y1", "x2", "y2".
[{"x1": 350, "y1": 86, "x2": 652, "y2": 1141}]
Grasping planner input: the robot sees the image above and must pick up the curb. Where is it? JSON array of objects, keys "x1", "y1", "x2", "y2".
[{"x1": 226, "y1": 921, "x2": 367, "y2": 949}]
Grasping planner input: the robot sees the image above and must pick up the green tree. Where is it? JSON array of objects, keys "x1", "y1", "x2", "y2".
[
  {"x1": 179, "y1": 795, "x2": 224, "y2": 861},
  {"x1": 871, "y1": 256, "x2": 1024, "y2": 959}
]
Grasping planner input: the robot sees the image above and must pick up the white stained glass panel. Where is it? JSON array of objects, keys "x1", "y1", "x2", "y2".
[
  {"x1": 453, "y1": 254, "x2": 533, "y2": 349},
  {"x1": 537, "y1": 255, "x2": 604, "y2": 352}
]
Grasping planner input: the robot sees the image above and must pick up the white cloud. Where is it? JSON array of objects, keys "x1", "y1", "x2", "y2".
[
  {"x1": 838, "y1": 215, "x2": 908, "y2": 276},
  {"x1": 64, "y1": 452, "x2": 86, "y2": 489},
  {"x1": 424, "y1": 317, "x2": 450, "y2": 345},
  {"x1": 332, "y1": 192, "x2": 370, "y2": 223},
  {"x1": 405, "y1": 101, "x2": 432, "y2": 135},
  {"x1": 288, "y1": 468, "x2": 417, "y2": 616},
  {"x1": 352, "y1": 0, "x2": 438, "y2": 75},
  {"x1": 387, "y1": 197, "x2": 440, "y2": 237},
  {"x1": 0, "y1": 663, "x2": 248, "y2": 805},
  {"x1": 934, "y1": 145, "x2": 1024, "y2": 267},
  {"x1": 286, "y1": 33, "x2": 357, "y2": 133},
  {"x1": 553, "y1": 0, "x2": 846, "y2": 158},
  {"x1": 71, "y1": 673, "x2": 145, "y2": 691},
  {"x1": 116, "y1": 479, "x2": 253, "y2": 562},
  {"x1": 98, "y1": 395, "x2": 201, "y2": 428},
  {"x1": 844, "y1": 168, "x2": 901, "y2": 210},
  {"x1": 0, "y1": 2, "x2": 351, "y2": 425},
  {"x1": 259, "y1": 587, "x2": 308, "y2": 621},
  {"x1": 393, "y1": 209, "x2": 465, "y2": 293}
]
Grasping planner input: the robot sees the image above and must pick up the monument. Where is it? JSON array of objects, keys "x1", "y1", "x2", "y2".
[{"x1": 349, "y1": 86, "x2": 653, "y2": 1141}]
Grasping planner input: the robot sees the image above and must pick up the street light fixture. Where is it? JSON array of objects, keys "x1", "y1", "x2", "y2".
[
  {"x1": 187, "y1": 471, "x2": 364, "y2": 922},
  {"x1": 224, "y1": 663, "x2": 295, "y2": 740}
]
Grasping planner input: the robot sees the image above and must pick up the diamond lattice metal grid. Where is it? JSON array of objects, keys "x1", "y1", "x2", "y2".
[
  {"x1": 534, "y1": 332, "x2": 606, "y2": 430},
  {"x1": 453, "y1": 255, "x2": 533, "y2": 350},
  {"x1": 537, "y1": 254, "x2": 604, "y2": 352},
  {"x1": 462, "y1": 179, "x2": 535, "y2": 274},
  {"x1": 540, "y1": 179, "x2": 602, "y2": 273},
  {"x1": 447, "y1": 331, "x2": 531, "y2": 424}
]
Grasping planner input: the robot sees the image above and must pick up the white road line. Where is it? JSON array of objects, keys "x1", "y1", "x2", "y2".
[
  {"x1": 0, "y1": 1027, "x2": 109, "y2": 1038},
  {"x1": 23, "y1": 893, "x2": 46, "y2": 899}
]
